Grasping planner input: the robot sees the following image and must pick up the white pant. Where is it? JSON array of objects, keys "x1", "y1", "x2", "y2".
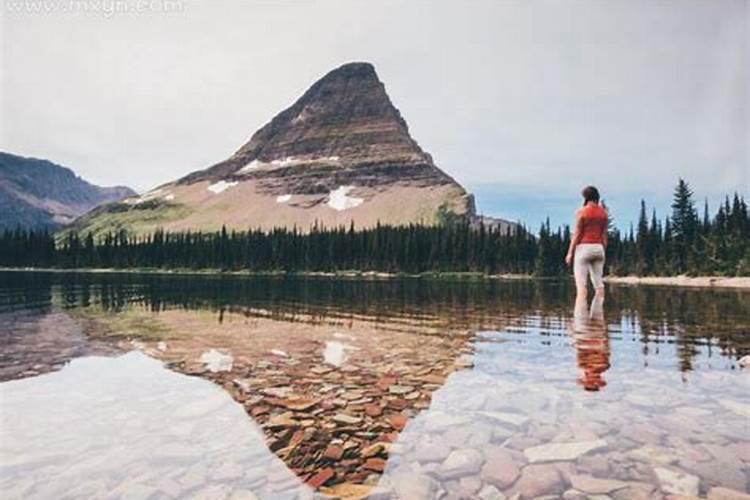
[{"x1": 574, "y1": 243, "x2": 605, "y2": 291}]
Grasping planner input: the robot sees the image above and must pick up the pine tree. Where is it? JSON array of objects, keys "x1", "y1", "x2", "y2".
[
  {"x1": 636, "y1": 200, "x2": 650, "y2": 275},
  {"x1": 670, "y1": 179, "x2": 699, "y2": 273}
]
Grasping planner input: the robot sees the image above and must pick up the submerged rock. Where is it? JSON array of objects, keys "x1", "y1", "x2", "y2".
[
  {"x1": 524, "y1": 439, "x2": 607, "y2": 463},
  {"x1": 628, "y1": 444, "x2": 678, "y2": 466},
  {"x1": 708, "y1": 487, "x2": 750, "y2": 500},
  {"x1": 717, "y1": 399, "x2": 750, "y2": 418},
  {"x1": 414, "y1": 435, "x2": 452, "y2": 463},
  {"x1": 388, "y1": 385, "x2": 415, "y2": 395},
  {"x1": 610, "y1": 482, "x2": 658, "y2": 500},
  {"x1": 363, "y1": 457, "x2": 386, "y2": 472},
  {"x1": 361, "y1": 442, "x2": 389, "y2": 459},
  {"x1": 569, "y1": 474, "x2": 628, "y2": 494},
  {"x1": 481, "y1": 448, "x2": 521, "y2": 488},
  {"x1": 477, "y1": 411, "x2": 529, "y2": 427},
  {"x1": 388, "y1": 414, "x2": 408, "y2": 431},
  {"x1": 437, "y1": 448, "x2": 485, "y2": 479},
  {"x1": 271, "y1": 397, "x2": 320, "y2": 412},
  {"x1": 332, "y1": 413, "x2": 362, "y2": 425},
  {"x1": 306, "y1": 467, "x2": 335, "y2": 488},
  {"x1": 478, "y1": 484, "x2": 507, "y2": 500},
  {"x1": 511, "y1": 464, "x2": 564, "y2": 498},
  {"x1": 390, "y1": 472, "x2": 442, "y2": 499},
  {"x1": 653, "y1": 467, "x2": 700, "y2": 496},
  {"x1": 679, "y1": 458, "x2": 747, "y2": 493},
  {"x1": 319, "y1": 483, "x2": 377, "y2": 499},
  {"x1": 227, "y1": 490, "x2": 259, "y2": 500}
]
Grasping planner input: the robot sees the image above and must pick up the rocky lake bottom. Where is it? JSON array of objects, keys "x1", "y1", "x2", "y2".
[{"x1": 0, "y1": 272, "x2": 748, "y2": 499}]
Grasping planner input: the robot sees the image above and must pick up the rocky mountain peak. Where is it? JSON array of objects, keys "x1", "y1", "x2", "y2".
[{"x1": 180, "y1": 62, "x2": 432, "y2": 183}]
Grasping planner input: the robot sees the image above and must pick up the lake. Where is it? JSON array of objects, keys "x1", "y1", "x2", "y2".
[{"x1": 0, "y1": 271, "x2": 748, "y2": 499}]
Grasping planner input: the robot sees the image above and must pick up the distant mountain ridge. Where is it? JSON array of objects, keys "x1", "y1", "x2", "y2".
[
  {"x1": 68, "y1": 62, "x2": 515, "y2": 236},
  {"x1": 0, "y1": 152, "x2": 136, "y2": 230}
]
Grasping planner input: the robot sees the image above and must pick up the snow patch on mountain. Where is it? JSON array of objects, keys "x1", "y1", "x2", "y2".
[
  {"x1": 207, "y1": 180, "x2": 239, "y2": 194},
  {"x1": 271, "y1": 157, "x2": 297, "y2": 167},
  {"x1": 328, "y1": 186, "x2": 363, "y2": 211},
  {"x1": 239, "y1": 160, "x2": 262, "y2": 173}
]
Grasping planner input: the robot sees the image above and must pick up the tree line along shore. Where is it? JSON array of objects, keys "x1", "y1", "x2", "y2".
[{"x1": 0, "y1": 180, "x2": 747, "y2": 279}]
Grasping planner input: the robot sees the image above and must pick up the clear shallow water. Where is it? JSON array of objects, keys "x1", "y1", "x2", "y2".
[
  {"x1": 381, "y1": 305, "x2": 750, "y2": 498},
  {"x1": 0, "y1": 271, "x2": 748, "y2": 499},
  {"x1": 0, "y1": 352, "x2": 314, "y2": 499}
]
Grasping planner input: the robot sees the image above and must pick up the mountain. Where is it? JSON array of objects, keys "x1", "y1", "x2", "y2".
[
  {"x1": 0, "y1": 152, "x2": 136, "y2": 231},
  {"x1": 71, "y1": 62, "x2": 513, "y2": 236}
]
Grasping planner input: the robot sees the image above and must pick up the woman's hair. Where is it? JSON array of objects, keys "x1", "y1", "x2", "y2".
[{"x1": 582, "y1": 185, "x2": 600, "y2": 205}]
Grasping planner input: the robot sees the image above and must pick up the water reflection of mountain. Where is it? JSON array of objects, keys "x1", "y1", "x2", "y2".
[
  {"x1": 2, "y1": 271, "x2": 749, "y2": 368},
  {"x1": 0, "y1": 308, "x2": 122, "y2": 381},
  {"x1": 1, "y1": 352, "x2": 316, "y2": 498}
]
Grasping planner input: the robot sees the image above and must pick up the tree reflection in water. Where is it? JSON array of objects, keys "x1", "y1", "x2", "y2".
[{"x1": 1, "y1": 271, "x2": 748, "y2": 373}]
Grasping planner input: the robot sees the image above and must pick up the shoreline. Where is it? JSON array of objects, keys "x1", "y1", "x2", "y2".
[
  {"x1": 0, "y1": 267, "x2": 537, "y2": 281},
  {"x1": 1, "y1": 267, "x2": 748, "y2": 289},
  {"x1": 603, "y1": 275, "x2": 750, "y2": 289}
]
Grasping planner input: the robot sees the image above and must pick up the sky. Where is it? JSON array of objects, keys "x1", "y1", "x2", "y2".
[{"x1": 1, "y1": 0, "x2": 748, "y2": 230}]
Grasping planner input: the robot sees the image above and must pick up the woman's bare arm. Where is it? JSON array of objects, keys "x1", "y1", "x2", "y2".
[{"x1": 566, "y1": 211, "x2": 584, "y2": 265}]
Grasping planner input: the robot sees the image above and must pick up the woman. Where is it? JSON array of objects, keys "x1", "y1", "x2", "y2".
[{"x1": 565, "y1": 186, "x2": 608, "y2": 299}]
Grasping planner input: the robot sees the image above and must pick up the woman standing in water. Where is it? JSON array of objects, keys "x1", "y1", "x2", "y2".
[{"x1": 565, "y1": 186, "x2": 609, "y2": 299}]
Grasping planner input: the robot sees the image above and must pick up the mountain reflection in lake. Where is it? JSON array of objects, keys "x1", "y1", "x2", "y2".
[
  {"x1": 0, "y1": 271, "x2": 748, "y2": 499},
  {"x1": 1, "y1": 352, "x2": 314, "y2": 499}
]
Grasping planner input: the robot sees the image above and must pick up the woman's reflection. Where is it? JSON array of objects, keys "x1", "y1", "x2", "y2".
[{"x1": 571, "y1": 294, "x2": 610, "y2": 391}]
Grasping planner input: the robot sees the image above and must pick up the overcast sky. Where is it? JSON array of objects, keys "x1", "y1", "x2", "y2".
[{"x1": 1, "y1": 0, "x2": 747, "y2": 229}]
